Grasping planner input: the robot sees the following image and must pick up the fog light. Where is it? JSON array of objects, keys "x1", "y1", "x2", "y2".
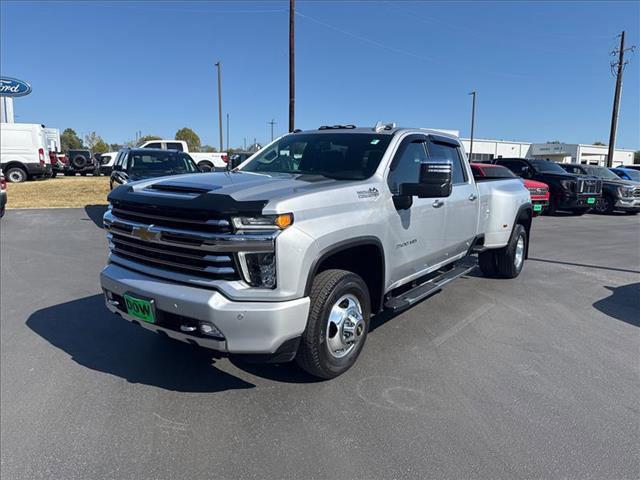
[
  {"x1": 241, "y1": 252, "x2": 276, "y2": 288},
  {"x1": 199, "y1": 322, "x2": 225, "y2": 339}
]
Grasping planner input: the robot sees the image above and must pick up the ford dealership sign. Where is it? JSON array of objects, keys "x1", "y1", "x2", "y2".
[{"x1": 0, "y1": 77, "x2": 32, "y2": 97}]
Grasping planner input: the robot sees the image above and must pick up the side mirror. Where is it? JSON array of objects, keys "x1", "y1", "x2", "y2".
[{"x1": 401, "y1": 162, "x2": 453, "y2": 198}]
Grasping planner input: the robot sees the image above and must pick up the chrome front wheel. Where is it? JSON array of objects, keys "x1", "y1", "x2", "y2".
[{"x1": 326, "y1": 294, "x2": 366, "y2": 359}]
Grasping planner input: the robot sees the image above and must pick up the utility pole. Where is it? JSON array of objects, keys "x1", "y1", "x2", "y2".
[
  {"x1": 226, "y1": 113, "x2": 230, "y2": 151},
  {"x1": 243, "y1": 137, "x2": 247, "y2": 150},
  {"x1": 268, "y1": 119, "x2": 277, "y2": 141},
  {"x1": 468, "y1": 91, "x2": 476, "y2": 162},
  {"x1": 289, "y1": 0, "x2": 295, "y2": 132},
  {"x1": 607, "y1": 31, "x2": 635, "y2": 167},
  {"x1": 215, "y1": 61, "x2": 223, "y2": 152}
]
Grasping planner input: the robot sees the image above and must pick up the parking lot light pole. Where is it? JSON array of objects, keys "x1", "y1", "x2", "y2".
[
  {"x1": 289, "y1": 0, "x2": 295, "y2": 132},
  {"x1": 468, "y1": 91, "x2": 476, "y2": 162},
  {"x1": 215, "y1": 61, "x2": 223, "y2": 152},
  {"x1": 226, "y1": 113, "x2": 230, "y2": 151}
]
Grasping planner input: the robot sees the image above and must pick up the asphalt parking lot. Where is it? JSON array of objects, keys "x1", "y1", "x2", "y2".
[{"x1": 1, "y1": 208, "x2": 638, "y2": 480}]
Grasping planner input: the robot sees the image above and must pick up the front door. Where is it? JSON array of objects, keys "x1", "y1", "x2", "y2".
[{"x1": 385, "y1": 134, "x2": 448, "y2": 286}]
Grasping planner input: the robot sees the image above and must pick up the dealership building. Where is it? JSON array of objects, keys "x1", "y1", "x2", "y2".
[{"x1": 459, "y1": 138, "x2": 635, "y2": 167}]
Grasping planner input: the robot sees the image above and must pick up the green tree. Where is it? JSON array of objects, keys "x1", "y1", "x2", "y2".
[
  {"x1": 136, "y1": 135, "x2": 162, "y2": 146},
  {"x1": 93, "y1": 139, "x2": 110, "y2": 154},
  {"x1": 84, "y1": 131, "x2": 108, "y2": 152},
  {"x1": 546, "y1": 140, "x2": 561, "y2": 144},
  {"x1": 200, "y1": 144, "x2": 217, "y2": 152},
  {"x1": 593, "y1": 141, "x2": 605, "y2": 146},
  {"x1": 175, "y1": 128, "x2": 201, "y2": 152},
  {"x1": 109, "y1": 143, "x2": 123, "y2": 151},
  {"x1": 60, "y1": 128, "x2": 83, "y2": 152},
  {"x1": 635, "y1": 151, "x2": 640, "y2": 163}
]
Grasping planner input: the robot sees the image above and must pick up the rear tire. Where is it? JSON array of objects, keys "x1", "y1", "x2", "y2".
[
  {"x1": 6, "y1": 166, "x2": 27, "y2": 183},
  {"x1": 478, "y1": 250, "x2": 498, "y2": 277},
  {"x1": 296, "y1": 269, "x2": 370, "y2": 379},
  {"x1": 494, "y1": 224, "x2": 527, "y2": 279}
]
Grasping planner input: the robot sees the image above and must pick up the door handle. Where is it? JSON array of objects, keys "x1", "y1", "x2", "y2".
[
  {"x1": 468, "y1": 194, "x2": 477, "y2": 201},
  {"x1": 432, "y1": 200, "x2": 444, "y2": 208}
]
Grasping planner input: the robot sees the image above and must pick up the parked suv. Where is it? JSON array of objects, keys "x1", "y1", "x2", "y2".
[
  {"x1": 100, "y1": 124, "x2": 533, "y2": 379},
  {"x1": 109, "y1": 148, "x2": 200, "y2": 190},
  {"x1": 65, "y1": 149, "x2": 96, "y2": 176},
  {"x1": 559, "y1": 164, "x2": 640, "y2": 215},
  {"x1": 489, "y1": 158, "x2": 601, "y2": 215}
]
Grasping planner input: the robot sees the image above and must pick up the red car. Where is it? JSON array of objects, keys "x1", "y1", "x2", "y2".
[{"x1": 471, "y1": 163, "x2": 550, "y2": 215}]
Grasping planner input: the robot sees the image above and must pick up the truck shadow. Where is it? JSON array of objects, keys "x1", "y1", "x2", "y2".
[
  {"x1": 83, "y1": 204, "x2": 108, "y2": 229},
  {"x1": 592, "y1": 283, "x2": 640, "y2": 327},
  {"x1": 26, "y1": 294, "x2": 256, "y2": 392}
]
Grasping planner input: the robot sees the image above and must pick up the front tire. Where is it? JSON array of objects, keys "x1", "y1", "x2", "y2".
[
  {"x1": 594, "y1": 196, "x2": 614, "y2": 214},
  {"x1": 198, "y1": 161, "x2": 214, "y2": 172},
  {"x1": 296, "y1": 269, "x2": 371, "y2": 379}
]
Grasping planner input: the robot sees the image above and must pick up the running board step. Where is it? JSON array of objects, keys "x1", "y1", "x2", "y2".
[{"x1": 384, "y1": 258, "x2": 477, "y2": 313}]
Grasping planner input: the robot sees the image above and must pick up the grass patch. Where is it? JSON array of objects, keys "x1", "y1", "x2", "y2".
[{"x1": 6, "y1": 176, "x2": 110, "y2": 209}]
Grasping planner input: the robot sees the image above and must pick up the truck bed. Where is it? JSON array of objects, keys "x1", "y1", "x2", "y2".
[{"x1": 476, "y1": 178, "x2": 528, "y2": 248}]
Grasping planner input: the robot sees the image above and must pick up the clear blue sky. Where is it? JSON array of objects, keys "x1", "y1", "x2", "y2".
[{"x1": 1, "y1": 0, "x2": 639, "y2": 150}]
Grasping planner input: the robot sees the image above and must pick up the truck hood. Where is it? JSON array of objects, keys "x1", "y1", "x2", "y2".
[{"x1": 107, "y1": 171, "x2": 345, "y2": 215}]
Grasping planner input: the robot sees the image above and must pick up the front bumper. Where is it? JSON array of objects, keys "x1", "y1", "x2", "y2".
[
  {"x1": 614, "y1": 197, "x2": 640, "y2": 212},
  {"x1": 100, "y1": 263, "x2": 310, "y2": 354},
  {"x1": 555, "y1": 194, "x2": 599, "y2": 210},
  {"x1": 531, "y1": 199, "x2": 549, "y2": 215}
]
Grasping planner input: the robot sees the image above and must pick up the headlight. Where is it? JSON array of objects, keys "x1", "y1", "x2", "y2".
[
  {"x1": 238, "y1": 252, "x2": 276, "y2": 288},
  {"x1": 559, "y1": 180, "x2": 575, "y2": 192},
  {"x1": 232, "y1": 213, "x2": 293, "y2": 230},
  {"x1": 618, "y1": 187, "x2": 634, "y2": 198}
]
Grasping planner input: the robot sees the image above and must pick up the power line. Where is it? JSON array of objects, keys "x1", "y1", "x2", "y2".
[{"x1": 295, "y1": 10, "x2": 527, "y2": 78}]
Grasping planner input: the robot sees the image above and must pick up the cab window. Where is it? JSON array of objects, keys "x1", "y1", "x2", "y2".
[
  {"x1": 426, "y1": 140, "x2": 468, "y2": 184},
  {"x1": 166, "y1": 142, "x2": 184, "y2": 152},
  {"x1": 145, "y1": 142, "x2": 162, "y2": 149},
  {"x1": 387, "y1": 138, "x2": 428, "y2": 194}
]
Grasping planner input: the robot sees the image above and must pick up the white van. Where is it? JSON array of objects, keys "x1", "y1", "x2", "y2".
[{"x1": 0, "y1": 123, "x2": 52, "y2": 182}]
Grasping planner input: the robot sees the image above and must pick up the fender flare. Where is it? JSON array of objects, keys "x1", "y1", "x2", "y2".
[{"x1": 303, "y1": 236, "x2": 386, "y2": 310}]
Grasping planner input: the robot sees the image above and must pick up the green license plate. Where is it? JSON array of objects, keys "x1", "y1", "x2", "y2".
[
  {"x1": 587, "y1": 197, "x2": 595, "y2": 204},
  {"x1": 533, "y1": 204, "x2": 543, "y2": 212},
  {"x1": 124, "y1": 294, "x2": 155, "y2": 323}
]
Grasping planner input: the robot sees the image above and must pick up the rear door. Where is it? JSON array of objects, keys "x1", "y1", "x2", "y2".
[
  {"x1": 427, "y1": 136, "x2": 478, "y2": 258},
  {"x1": 386, "y1": 134, "x2": 448, "y2": 285}
]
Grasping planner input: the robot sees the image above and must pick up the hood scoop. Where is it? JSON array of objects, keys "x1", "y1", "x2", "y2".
[{"x1": 145, "y1": 181, "x2": 221, "y2": 194}]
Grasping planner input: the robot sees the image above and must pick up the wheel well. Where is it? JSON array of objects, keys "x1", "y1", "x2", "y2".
[
  {"x1": 312, "y1": 243, "x2": 385, "y2": 313},
  {"x1": 198, "y1": 160, "x2": 213, "y2": 166},
  {"x1": 516, "y1": 207, "x2": 533, "y2": 258},
  {"x1": 3, "y1": 161, "x2": 28, "y2": 173}
]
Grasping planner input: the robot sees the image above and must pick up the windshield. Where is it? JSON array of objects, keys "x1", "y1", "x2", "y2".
[
  {"x1": 127, "y1": 151, "x2": 198, "y2": 177},
  {"x1": 615, "y1": 169, "x2": 640, "y2": 182},
  {"x1": 529, "y1": 159, "x2": 566, "y2": 173},
  {"x1": 240, "y1": 133, "x2": 393, "y2": 180},
  {"x1": 582, "y1": 165, "x2": 622, "y2": 180}
]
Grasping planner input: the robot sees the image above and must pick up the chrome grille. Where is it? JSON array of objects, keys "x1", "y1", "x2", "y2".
[
  {"x1": 104, "y1": 203, "x2": 276, "y2": 282},
  {"x1": 527, "y1": 187, "x2": 547, "y2": 196},
  {"x1": 634, "y1": 188, "x2": 640, "y2": 198},
  {"x1": 577, "y1": 179, "x2": 602, "y2": 195}
]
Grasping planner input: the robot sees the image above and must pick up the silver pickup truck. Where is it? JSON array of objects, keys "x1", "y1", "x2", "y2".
[{"x1": 100, "y1": 124, "x2": 532, "y2": 379}]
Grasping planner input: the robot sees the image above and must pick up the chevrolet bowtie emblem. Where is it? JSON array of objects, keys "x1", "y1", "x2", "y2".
[{"x1": 131, "y1": 225, "x2": 160, "y2": 242}]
